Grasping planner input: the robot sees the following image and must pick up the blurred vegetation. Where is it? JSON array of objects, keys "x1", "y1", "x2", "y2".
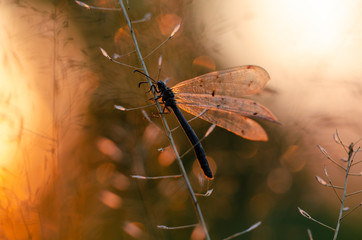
[{"x1": 0, "y1": 0, "x2": 362, "y2": 239}]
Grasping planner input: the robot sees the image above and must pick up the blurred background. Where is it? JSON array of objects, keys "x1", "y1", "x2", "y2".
[{"x1": 1, "y1": 0, "x2": 362, "y2": 239}]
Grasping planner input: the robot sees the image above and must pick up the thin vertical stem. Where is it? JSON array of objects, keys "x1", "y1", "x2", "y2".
[
  {"x1": 333, "y1": 145, "x2": 354, "y2": 240},
  {"x1": 118, "y1": 1, "x2": 211, "y2": 239}
]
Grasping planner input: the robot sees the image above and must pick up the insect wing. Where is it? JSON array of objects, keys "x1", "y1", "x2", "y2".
[
  {"x1": 176, "y1": 103, "x2": 269, "y2": 141},
  {"x1": 175, "y1": 94, "x2": 278, "y2": 123},
  {"x1": 175, "y1": 95, "x2": 277, "y2": 141},
  {"x1": 172, "y1": 65, "x2": 270, "y2": 97}
]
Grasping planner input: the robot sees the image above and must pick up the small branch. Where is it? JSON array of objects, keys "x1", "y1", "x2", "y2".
[
  {"x1": 317, "y1": 145, "x2": 346, "y2": 171},
  {"x1": 75, "y1": 0, "x2": 122, "y2": 11},
  {"x1": 333, "y1": 129, "x2": 349, "y2": 153},
  {"x1": 346, "y1": 189, "x2": 362, "y2": 197},
  {"x1": 157, "y1": 224, "x2": 198, "y2": 230},
  {"x1": 307, "y1": 228, "x2": 313, "y2": 240},
  {"x1": 351, "y1": 160, "x2": 362, "y2": 166},
  {"x1": 100, "y1": 47, "x2": 141, "y2": 69},
  {"x1": 131, "y1": 174, "x2": 182, "y2": 180},
  {"x1": 333, "y1": 144, "x2": 354, "y2": 240},
  {"x1": 298, "y1": 207, "x2": 335, "y2": 231},
  {"x1": 315, "y1": 176, "x2": 343, "y2": 189},
  {"x1": 324, "y1": 166, "x2": 342, "y2": 202},
  {"x1": 117, "y1": 1, "x2": 211, "y2": 239},
  {"x1": 341, "y1": 202, "x2": 362, "y2": 220},
  {"x1": 223, "y1": 221, "x2": 262, "y2": 240},
  {"x1": 195, "y1": 189, "x2": 214, "y2": 197},
  {"x1": 348, "y1": 172, "x2": 362, "y2": 176}
]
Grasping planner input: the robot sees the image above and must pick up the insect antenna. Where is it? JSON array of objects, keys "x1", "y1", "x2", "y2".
[{"x1": 133, "y1": 69, "x2": 158, "y2": 85}]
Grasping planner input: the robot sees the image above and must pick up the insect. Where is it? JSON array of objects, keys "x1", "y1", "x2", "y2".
[{"x1": 140, "y1": 65, "x2": 278, "y2": 179}]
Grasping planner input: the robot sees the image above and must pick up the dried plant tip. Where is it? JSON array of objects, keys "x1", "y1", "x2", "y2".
[
  {"x1": 298, "y1": 207, "x2": 311, "y2": 219},
  {"x1": 343, "y1": 207, "x2": 350, "y2": 211},
  {"x1": 205, "y1": 124, "x2": 217, "y2": 137},
  {"x1": 157, "y1": 224, "x2": 197, "y2": 230},
  {"x1": 204, "y1": 189, "x2": 214, "y2": 196},
  {"x1": 157, "y1": 148, "x2": 164, "y2": 152},
  {"x1": 114, "y1": 105, "x2": 126, "y2": 111},
  {"x1": 144, "y1": 13, "x2": 152, "y2": 21},
  {"x1": 132, "y1": 13, "x2": 152, "y2": 23},
  {"x1": 157, "y1": 225, "x2": 168, "y2": 230},
  {"x1": 317, "y1": 145, "x2": 331, "y2": 159},
  {"x1": 307, "y1": 229, "x2": 313, "y2": 240},
  {"x1": 246, "y1": 221, "x2": 262, "y2": 232},
  {"x1": 323, "y1": 166, "x2": 330, "y2": 178},
  {"x1": 223, "y1": 221, "x2": 262, "y2": 240},
  {"x1": 158, "y1": 55, "x2": 163, "y2": 67},
  {"x1": 100, "y1": 47, "x2": 111, "y2": 59},
  {"x1": 75, "y1": 0, "x2": 90, "y2": 9},
  {"x1": 195, "y1": 189, "x2": 214, "y2": 197},
  {"x1": 341, "y1": 157, "x2": 348, "y2": 162},
  {"x1": 131, "y1": 174, "x2": 182, "y2": 180},
  {"x1": 333, "y1": 132, "x2": 342, "y2": 144},
  {"x1": 170, "y1": 23, "x2": 181, "y2": 38},
  {"x1": 142, "y1": 110, "x2": 151, "y2": 122},
  {"x1": 315, "y1": 176, "x2": 327, "y2": 186}
]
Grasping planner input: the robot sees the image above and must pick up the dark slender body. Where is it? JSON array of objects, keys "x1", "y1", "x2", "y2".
[{"x1": 157, "y1": 81, "x2": 213, "y2": 179}]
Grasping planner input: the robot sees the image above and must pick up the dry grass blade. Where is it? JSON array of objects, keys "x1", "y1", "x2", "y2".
[
  {"x1": 170, "y1": 23, "x2": 181, "y2": 37},
  {"x1": 297, "y1": 207, "x2": 335, "y2": 231},
  {"x1": 99, "y1": 47, "x2": 141, "y2": 69},
  {"x1": 157, "y1": 224, "x2": 198, "y2": 230},
  {"x1": 315, "y1": 176, "x2": 328, "y2": 186},
  {"x1": 307, "y1": 229, "x2": 313, "y2": 240},
  {"x1": 223, "y1": 221, "x2": 262, "y2": 240},
  {"x1": 317, "y1": 145, "x2": 346, "y2": 170},
  {"x1": 195, "y1": 189, "x2": 214, "y2": 197},
  {"x1": 131, "y1": 174, "x2": 182, "y2": 180}
]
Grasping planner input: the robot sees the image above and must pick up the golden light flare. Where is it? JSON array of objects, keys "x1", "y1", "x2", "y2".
[
  {"x1": 191, "y1": 224, "x2": 206, "y2": 240},
  {"x1": 142, "y1": 123, "x2": 164, "y2": 145},
  {"x1": 192, "y1": 55, "x2": 216, "y2": 71},
  {"x1": 123, "y1": 222, "x2": 144, "y2": 239},
  {"x1": 279, "y1": 145, "x2": 306, "y2": 172},
  {"x1": 114, "y1": 26, "x2": 132, "y2": 44},
  {"x1": 96, "y1": 137, "x2": 123, "y2": 161},
  {"x1": 156, "y1": 14, "x2": 182, "y2": 36},
  {"x1": 112, "y1": 172, "x2": 130, "y2": 191},
  {"x1": 99, "y1": 190, "x2": 123, "y2": 209},
  {"x1": 157, "y1": 146, "x2": 176, "y2": 166}
]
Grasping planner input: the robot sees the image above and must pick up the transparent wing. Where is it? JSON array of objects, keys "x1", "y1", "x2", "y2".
[
  {"x1": 172, "y1": 65, "x2": 270, "y2": 97},
  {"x1": 175, "y1": 93, "x2": 278, "y2": 123},
  {"x1": 176, "y1": 103, "x2": 269, "y2": 141}
]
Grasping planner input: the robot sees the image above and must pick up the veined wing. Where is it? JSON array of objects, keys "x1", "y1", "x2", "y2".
[
  {"x1": 177, "y1": 104, "x2": 269, "y2": 141},
  {"x1": 172, "y1": 65, "x2": 270, "y2": 97},
  {"x1": 175, "y1": 94, "x2": 278, "y2": 141},
  {"x1": 175, "y1": 93, "x2": 278, "y2": 123}
]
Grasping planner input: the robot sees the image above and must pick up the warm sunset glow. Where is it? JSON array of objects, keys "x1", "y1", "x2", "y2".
[
  {"x1": 279, "y1": 0, "x2": 348, "y2": 52},
  {"x1": 196, "y1": 0, "x2": 362, "y2": 142},
  {"x1": 0, "y1": 73, "x2": 22, "y2": 166}
]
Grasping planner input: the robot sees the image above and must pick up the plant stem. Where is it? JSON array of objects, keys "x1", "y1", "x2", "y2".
[
  {"x1": 118, "y1": 1, "x2": 211, "y2": 239},
  {"x1": 333, "y1": 145, "x2": 354, "y2": 240}
]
